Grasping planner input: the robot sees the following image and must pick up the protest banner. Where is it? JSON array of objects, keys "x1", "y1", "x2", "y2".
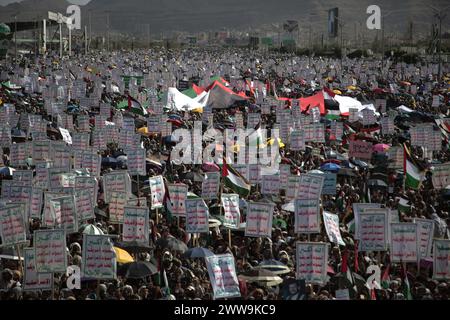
[
  {"x1": 390, "y1": 223, "x2": 418, "y2": 263},
  {"x1": 74, "y1": 189, "x2": 95, "y2": 222},
  {"x1": 201, "y1": 172, "x2": 220, "y2": 200},
  {"x1": 167, "y1": 184, "x2": 188, "y2": 217},
  {"x1": 245, "y1": 202, "x2": 274, "y2": 238},
  {"x1": 349, "y1": 140, "x2": 373, "y2": 160},
  {"x1": 59, "y1": 128, "x2": 72, "y2": 145},
  {"x1": 414, "y1": 218, "x2": 434, "y2": 260},
  {"x1": 205, "y1": 254, "x2": 241, "y2": 300},
  {"x1": 295, "y1": 199, "x2": 320, "y2": 234},
  {"x1": 431, "y1": 163, "x2": 450, "y2": 189},
  {"x1": 248, "y1": 164, "x2": 261, "y2": 184},
  {"x1": 149, "y1": 175, "x2": 165, "y2": 209},
  {"x1": 126, "y1": 148, "x2": 146, "y2": 176},
  {"x1": 297, "y1": 174, "x2": 324, "y2": 200},
  {"x1": 108, "y1": 191, "x2": 128, "y2": 224},
  {"x1": 32, "y1": 140, "x2": 51, "y2": 161},
  {"x1": 323, "y1": 211, "x2": 345, "y2": 246},
  {"x1": 82, "y1": 234, "x2": 117, "y2": 279},
  {"x1": 296, "y1": 242, "x2": 329, "y2": 284},
  {"x1": 103, "y1": 171, "x2": 131, "y2": 203},
  {"x1": 286, "y1": 175, "x2": 301, "y2": 200},
  {"x1": 23, "y1": 248, "x2": 52, "y2": 291},
  {"x1": 279, "y1": 164, "x2": 291, "y2": 190},
  {"x1": 353, "y1": 203, "x2": 382, "y2": 240},
  {"x1": 303, "y1": 124, "x2": 325, "y2": 143},
  {"x1": 381, "y1": 117, "x2": 395, "y2": 135},
  {"x1": 433, "y1": 240, "x2": 450, "y2": 280},
  {"x1": 34, "y1": 229, "x2": 67, "y2": 273},
  {"x1": 0, "y1": 204, "x2": 28, "y2": 246},
  {"x1": 75, "y1": 176, "x2": 98, "y2": 207},
  {"x1": 221, "y1": 194, "x2": 240, "y2": 229},
  {"x1": 80, "y1": 151, "x2": 101, "y2": 177},
  {"x1": 13, "y1": 170, "x2": 33, "y2": 185},
  {"x1": 358, "y1": 211, "x2": 388, "y2": 251},
  {"x1": 330, "y1": 121, "x2": 343, "y2": 141},
  {"x1": 30, "y1": 187, "x2": 43, "y2": 219},
  {"x1": 72, "y1": 132, "x2": 90, "y2": 150},
  {"x1": 122, "y1": 206, "x2": 150, "y2": 244},
  {"x1": 186, "y1": 198, "x2": 209, "y2": 234},
  {"x1": 49, "y1": 195, "x2": 78, "y2": 234},
  {"x1": 261, "y1": 174, "x2": 280, "y2": 195}
]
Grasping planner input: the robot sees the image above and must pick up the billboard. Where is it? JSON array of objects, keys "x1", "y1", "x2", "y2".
[{"x1": 328, "y1": 8, "x2": 339, "y2": 38}]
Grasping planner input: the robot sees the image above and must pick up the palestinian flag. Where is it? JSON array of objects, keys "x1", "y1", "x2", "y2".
[
  {"x1": 221, "y1": 158, "x2": 250, "y2": 197},
  {"x1": 403, "y1": 144, "x2": 423, "y2": 190},
  {"x1": 397, "y1": 196, "x2": 411, "y2": 214},
  {"x1": 127, "y1": 95, "x2": 148, "y2": 116},
  {"x1": 401, "y1": 263, "x2": 413, "y2": 300},
  {"x1": 381, "y1": 264, "x2": 391, "y2": 289}
]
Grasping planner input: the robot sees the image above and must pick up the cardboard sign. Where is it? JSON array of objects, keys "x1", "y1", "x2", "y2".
[
  {"x1": 186, "y1": 198, "x2": 209, "y2": 233},
  {"x1": 122, "y1": 206, "x2": 149, "y2": 244},
  {"x1": 201, "y1": 172, "x2": 220, "y2": 200},
  {"x1": 349, "y1": 140, "x2": 373, "y2": 160},
  {"x1": 34, "y1": 229, "x2": 67, "y2": 273},
  {"x1": 205, "y1": 254, "x2": 241, "y2": 300},
  {"x1": 23, "y1": 248, "x2": 52, "y2": 291},
  {"x1": 0, "y1": 204, "x2": 28, "y2": 246},
  {"x1": 103, "y1": 171, "x2": 131, "y2": 203},
  {"x1": 414, "y1": 218, "x2": 434, "y2": 260},
  {"x1": 149, "y1": 175, "x2": 165, "y2": 209},
  {"x1": 433, "y1": 240, "x2": 450, "y2": 280},
  {"x1": 432, "y1": 163, "x2": 450, "y2": 189},
  {"x1": 245, "y1": 202, "x2": 274, "y2": 238},
  {"x1": 126, "y1": 148, "x2": 146, "y2": 176},
  {"x1": 296, "y1": 242, "x2": 328, "y2": 284},
  {"x1": 82, "y1": 234, "x2": 117, "y2": 279},
  {"x1": 221, "y1": 194, "x2": 240, "y2": 229},
  {"x1": 358, "y1": 211, "x2": 388, "y2": 251},
  {"x1": 261, "y1": 174, "x2": 280, "y2": 195},
  {"x1": 295, "y1": 199, "x2": 321, "y2": 234},
  {"x1": 108, "y1": 191, "x2": 128, "y2": 224},
  {"x1": 167, "y1": 184, "x2": 188, "y2": 217},
  {"x1": 297, "y1": 174, "x2": 324, "y2": 200},
  {"x1": 390, "y1": 223, "x2": 418, "y2": 263},
  {"x1": 323, "y1": 211, "x2": 345, "y2": 246},
  {"x1": 48, "y1": 196, "x2": 78, "y2": 234}
]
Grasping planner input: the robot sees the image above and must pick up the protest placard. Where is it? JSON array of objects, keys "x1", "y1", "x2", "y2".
[
  {"x1": 245, "y1": 202, "x2": 274, "y2": 238},
  {"x1": 388, "y1": 146, "x2": 403, "y2": 169},
  {"x1": 75, "y1": 176, "x2": 98, "y2": 206},
  {"x1": 221, "y1": 194, "x2": 240, "y2": 229},
  {"x1": 74, "y1": 189, "x2": 95, "y2": 222},
  {"x1": 261, "y1": 174, "x2": 280, "y2": 195},
  {"x1": 13, "y1": 170, "x2": 33, "y2": 185},
  {"x1": 205, "y1": 254, "x2": 241, "y2": 300},
  {"x1": 48, "y1": 195, "x2": 78, "y2": 234},
  {"x1": 167, "y1": 184, "x2": 188, "y2": 217},
  {"x1": 290, "y1": 130, "x2": 305, "y2": 151},
  {"x1": 23, "y1": 248, "x2": 52, "y2": 291},
  {"x1": 390, "y1": 223, "x2": 418, "y2": 263},
  {"x1": 82, "y1": 234, "x2": 117, "y2": 279},
  {"x1": 353, "y1": 203, "x2": 382, "y2": 239},
  {"x1": 297, "y1": 174, "x2": 324, "y2": 200},
  {"x1": 186, "y1": 198, "x2": 209, "y2": 233},
  {"x1": 34, "y1": 229, "x2": 67, "y2": 273},
  {"x1": 0, "y1": 204, "x2": 28, "y2": 246},
  {"x1": 149, "y1": 175, "x2": 165, "y2": 209},
  {"x1": 432, "y1": 163, "x2": 450, "y2": 189},
  {"x1": 201, "y1": 172, "x2": 220, "y2": 200},
  {"x1": 414, "y1": 218, "x2": 434, "y2": 260},
  {"x1": 349, "y1": 140, "x2": 373, "y2": 160},
  {"x1": 295, "y1": 199, "x2": 320, "y2": 234},
  {"x1": 433, "y1": 240, "x2": 450, "y2": 280},
  {"x1": 358, "y1": 211, "x2": 388, "y2": 251},
  {"x1": 108, "y1": 191, "x2": 128, "y2": 224},
  {"x1": 296, "y1": 242, "x2": 328, "y2": 284},
  {"x1": 323, "y1": 211, "x2": 345, "y2": 246},
  {"x1": 122, "y1": 206, "x2": 149, "y2": 244},
  {"x1": 381, "y1": 117, "x2": 395, "y2": 135},
  {"x1": 126, "y1": 148, "x2": 146, "y2": 176},
  {"x1": 103, "y1": 171, "x2": 131, "y2": 203}
]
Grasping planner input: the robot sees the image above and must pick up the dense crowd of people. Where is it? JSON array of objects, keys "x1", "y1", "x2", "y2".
[{"x1": 0, "y1": 47, "x2": 449, "y2": 300}]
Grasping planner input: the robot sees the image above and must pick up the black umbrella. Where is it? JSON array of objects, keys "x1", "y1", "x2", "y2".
[
  {"x1": 183, "y1": 247, "x2": 214, "y2": 258},
  {"x1": 120, "y1": 261, "x2": 158, "y2": 279},
  {"x1": 156, "y1": 236, "x2": 188, "y2": 253},
  {"x1": 114, "y1": 241, "x2": 153, "y2": 253}
]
